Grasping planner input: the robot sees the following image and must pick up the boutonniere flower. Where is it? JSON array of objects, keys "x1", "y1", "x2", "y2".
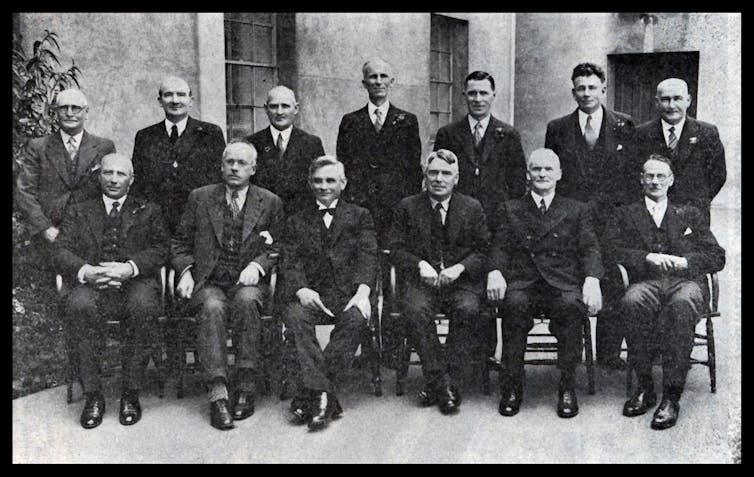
[
  {"x1": 90, "y1": 163, "x2": 101, "y2": 173},
  {"x1": 494, "y1": 127, "x2": 505, "y2": 140},
  {"x1": 259, "y1": 230, "x2": 273, "y2": 245},
  {"x1": 131, "y1": 203, "x2": 147, "y2": 215},
  {"x1": 264, "y1": 145, "x2": 273, "y2": 153},
  {"x1": 616, "y1": 144, "x2": 623, "y2": 151},
  {"x1": 615, "y1": 119, "x2": 625, "y2": 128},
  {"x1": 689, "y1": 137, "x2": 698, "y2": 144},
  {"x1": 392, "y1": 113, "x2": 407, "y2": 126}
]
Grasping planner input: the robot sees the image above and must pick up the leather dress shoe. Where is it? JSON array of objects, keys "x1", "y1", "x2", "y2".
[
  {"x1": 437, "y1": 386, "x2": 461, "y2": 415},
  {"x1": 597, "y1": 356, "x2": 628, "y2": 371},
  {"x1": 232, "y1": 391, "x2": 255, "y2": 421},
  {"x1": 80, "y1": 393, "x2": 106, "y2": 429},
  {"x1": 498, "y1": 387, "x2": 523, "y2": 417},
  {"x1": 651, "y1": 398, "x2": 680, "y2": 430},
  {"x1": 308, "y1": 392, "x2": 343, "y2": 431},
  {"x1": 417, "y1": 387, "x2": 438, "y2": 407},
  {"x1": 210, "y1": 398, "x2": 235, "y2": 430},
  {"x1": 290, "y1": 394, "x2": 312, "y2": 425},
  {"x1": 557, "y1": 388, "x2": 579, "y2": 418},
  {"x1": 119, "y1": 392, "x2": 142, "y2": 426},
  {"x1": 623, "y1": 388, "x2": 657, "y2": 417}
]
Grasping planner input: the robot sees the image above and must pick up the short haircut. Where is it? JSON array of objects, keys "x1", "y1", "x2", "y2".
[
  {"x1": 223, "y1": 140, "x2": 257, "y2": 165},
  {"x1": 309, "y1": 155, "x2": 346, "y2": 179},
  {"x1": 362, "y1": 58, "x2": 390, "y2": 78},
  {"x1": 158, "y1": 76, "x2": 192, "y2": 97},
  {"x1": 526, "y1": 148, "x2": 561, "y2": 169},
  {"x1": 643, "y1": 153, "x2": 674, "y2": 172},
  {"x1": 571, "y1": 63, "x2": 606, "y2": 83},
  {"x1": 424, "y1": 149, "x2": 458, "y2": 172},
  {"x1": 55, "y1": 88, "x2": 88, "y2": 107},
  {"x1": 464, "y1": 71, "x2": 495, "y2": 91},
  {"x1": 100, "y1": 153, "x2": 134, "y2": 175}
]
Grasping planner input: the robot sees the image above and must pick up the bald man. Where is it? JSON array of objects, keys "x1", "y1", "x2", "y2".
[
  {"x1": 171, "y1": 141, "x2": 284, "y2": 430},
  {"x1": 55, "y1": 153, "x2": 169, "y2": 429},
  {"x1": 634, "y1": 78, "x2": 726, "y2": 226},
  {"x1": 487, "y1": 148, "x2": 603, "y2": 419},
  {"x1": 16, "y1": 88, "x2": 116, "y2": 268},
  {"x1": 132, "y1": 76, "x2": 226, "y2": 234},
  {"x1": 246, "y1": 85, "x2": 325, "y2": 215}
]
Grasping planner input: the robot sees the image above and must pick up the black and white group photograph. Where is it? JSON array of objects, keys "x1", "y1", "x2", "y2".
[{"x1": 11, "y1": 12, "x2": 741, "y2": 463}]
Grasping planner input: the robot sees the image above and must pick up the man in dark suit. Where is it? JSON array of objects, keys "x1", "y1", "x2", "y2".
[
  {"x1": 635, "y1": 78, "x2": 726, "y2": 226},
  {"x1": 487, "y1": 148, "x2": 603, "y2": 419},
  {"x1": 605, "y1": 154, "x2": 725, "y2": 430},
  {"x1": 278, "y1": 156, "x2": 378, "y2": 431},
  {"x1": 171, "y1": 142, "x2": 284, "y2": 430},
  {"x1": 544, "y1": 63, "x2": 637, "y2": 371},
  {"x1": 336, "y1": 58, "x2": 422, "y2": 245},
  {"x1": 247, "y1": 85, "x2": 325, "y2": 215},
  {"x1": 16, "y1": 89, "x2": 116, "y2": 263},
  {"x1": 132, "y1": 76, "x2": 226, "y2": 234},
  {"x1": 55, "y1": 153, "x2": 169, "y2": 429},
  {"x1": 388, "y1": 149, "x2": 490, "y2": 415},
  {"x1": 433, "y1": 70, "x2": 527, "y2": 232}
]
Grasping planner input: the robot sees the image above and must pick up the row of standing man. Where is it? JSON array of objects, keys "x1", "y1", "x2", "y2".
[{"x1": 15, "y1": 59, "x2": 726, "y2": 433}]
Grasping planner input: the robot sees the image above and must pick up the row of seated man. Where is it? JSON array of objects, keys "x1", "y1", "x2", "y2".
[
  {"x1": 15, "y1": 59, "x2": 726, "y2": 433},
  {"x1": 49, "y1": 142, "x2": 724, "y2": 434}
]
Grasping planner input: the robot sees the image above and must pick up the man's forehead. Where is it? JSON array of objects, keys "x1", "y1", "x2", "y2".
[
  {"x1": 364, "y1": 61, "x2": 391, "y2": 76},
  {"x1": 101, "y1": 155, "x2": 133, "y2": 172},
  {"x1": 573, "y1": 75, "x2": 603, "y2": 85},
  {"x1": 657, "y1": 79, "x2": 688, "y2": 96},
  {"x1": 57, "y1": 90, "x2": 87, "y2": 106},
  {"x1": 161, "y1": 78, "x2": 190, "y2": 94},
  {"x1": 267, "y1": 89, "x2": 296, "y2": 104},
  {"x1": 644, "y1": 159, "x2": 672, "y2": 172},
  {"x1": 426, "y1": 161, "x2": 458, "y2": 172}
]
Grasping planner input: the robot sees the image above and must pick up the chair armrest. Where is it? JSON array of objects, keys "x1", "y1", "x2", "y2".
[
  {"x1": 55, "y1": 274, "x2": 63, "y2": 295},
  {"x1": 167, "y1": 268, "x2": 176, "y2": 299},
  {"x1": 617, "y1": 264, "x2": 630, "y2": 289},
  {"x1": 708, "y1": 272, "x2": 719, "y2": 314},
  {"x1": 159, "y1": 265, "x2": 166, "y2": 314}
]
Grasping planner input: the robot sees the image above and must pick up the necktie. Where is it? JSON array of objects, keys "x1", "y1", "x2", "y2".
[
  {"x1": 584, "y1": 115, "x2": 598, "y2": 149},
  {"x1": 230, "y1": 190, "x2": 241, "y2": 219},
  {"x1": 374, "y1": 109, "x2": 383, "y2": 133},
  {"x1": 170, "y1": 124, "x2": 178, "y2": 145},
  {"x1": 667, "y1": 126, "x2": 678, "y2": 150},
  {"x1": 539, "y1": 198, "x2": 547, "y2": 216},
  {"x1": 651, "y1": 205, "x2": 662, "y2": 228},
  {"x1": 473, "y1": 121, "x2": 483, "y2": 147},
  {"x1": 276, "y1": 133, "x2": 285, "y2": 159},
  {"x1": 66, "y1": 137, "x2": 78, "y2": 160},
  {"x1": 109, "y1": 201, "x2": 120, "y2": 219},
  {"x1": 431, "y1": 203, "x2": 445, "y2": 269}
]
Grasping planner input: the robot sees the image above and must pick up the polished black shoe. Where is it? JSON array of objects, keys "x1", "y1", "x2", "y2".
[
  {"x1": 308, "y1": 392, "x2": 342, "y2": 431},
  {"x1": 119, "y1": 391, "x2": 142, "y2": 426},
  {"x1": 498, "y1": 387, "x2": 523, "y2": 417},
  {"x1": 557, "y1": 388, "x2": 579, "y2": 418},
  {"x1": 210, "y1": 398, "x2": 235, "y2": 430},
  {"x1": 597, "y1": 356, "x2": 628, "y2": 371},
  {"x1": 289, "y1": 394, "x2": 312, "y2": 425},
  {"x1": 80, "y1": 393, "x2": 106, "y2": 429},
  {"x1": 623, "y1": 388, "x2": 657, "y2": 417},
  {"x1": 232, "y1": 391, "x2": 255, "y2": 421},
  {"x1": 417, "y1": 387, "x2": 437, "y2": 407},
  {"x1": 437, "y1": 386, "x2": 461, "y2": 415},
  {"x1": 651, "y1": 398, "x2": 680, "y2": 430}
]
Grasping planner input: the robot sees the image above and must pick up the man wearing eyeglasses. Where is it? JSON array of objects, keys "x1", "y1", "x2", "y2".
[
  {"x1": 16, "y1": 89, "x2": 116, "y2": 265},
  {"x1": 604, "y1": 153, "x2": 725, "y2": 430}
]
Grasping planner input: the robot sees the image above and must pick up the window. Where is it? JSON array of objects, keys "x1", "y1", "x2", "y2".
[
  {"x1": 429, "y1": 14, "x2": 468, "y2": 138},
  {"x1": 224, "y1": 13, "x2": 277, "y2": 140}
]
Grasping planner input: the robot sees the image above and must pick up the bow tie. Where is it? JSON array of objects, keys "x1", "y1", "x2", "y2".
[{"x1": 319, "y1": 207, "x2": 336, "y2": 217}]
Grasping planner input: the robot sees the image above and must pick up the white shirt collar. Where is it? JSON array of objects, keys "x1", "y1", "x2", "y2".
[
  {"x1": 60, "y1": 129, "x2": 84, "y2": 145},
  {"x1": 226, "y1": 185, "x2": 249, "y2": 210},
  {"x1": 661, "y1": 117, "x2": 685, "y2": 143},
  {"x1": 468, "y1": 114, "x2": 491, "y2": 134},
  {"x1": 317, "y1": 198, "x2": 339, "y2": 210},
  {"x1": 531, "y1": 190, "x2": 555, "y2": 210},
  {"x1": 429, "y1": 196, "x2": 452, "y2": 211},
  {"x1": 645, "y1": 195, "x2": 668, "y2": 213},
  {"x1": 102, "y1": 194, "x2": 127, "y2": 213},
  {"x1": 578, "y1": 106, "x2": 603, "y2": 134},
  {"x1": 269, "y1": 125, "x2": 293, "y2": 145},
  {"x1": 368, "y1": 101, "x2": 390, "y2": 121},
  {"x1": 165, "y1": 117, "x2": 189, "y2": 136}
]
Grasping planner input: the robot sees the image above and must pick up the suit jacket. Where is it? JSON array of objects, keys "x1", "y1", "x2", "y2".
[
  {"x1": 336, "y1": 104, "x2": 422, "y2": 234},
  {"x1": 388, "y1": 192, "x2": 490, "y2": 294},
  {"x1": 131, "y1": 116, "x2": 226, "y2": 233},
  {"x1": 634, "y1": 117, "x2": 726, "y2": 219},
  {"x1": 490, "y1": 194, "x2": 604, "y2": 293},
  {"x1": 434, "y1": 115, "x2": 527, "y2": 230},
  {"x1": 54, "y1": 195, "x2": 169, "y2": 284},
  {"x1": 246, "y1": 126, "x2": 325, "y2": 215},
  {"x1": 544, "y1": 106, "x2": 636, "y2": 219},
  {"x1": 603, "y1": 200, "x2": 725, "y2": 288},
  {"x1": 279, "y1": 199, "x2": 378, "y2": 304},
  {"x1": 171, "y1": 183, "x2": 284, "y2": 293},
  {"x1": 16, "y1": 131, "x2": 116, "y2": 236}
]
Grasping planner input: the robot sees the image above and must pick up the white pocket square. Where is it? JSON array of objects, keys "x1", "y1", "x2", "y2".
[
  {"x1": 683, "y1": 227, "x2": 693, "y2": 236},
  {"x1": 259, "y1": 230, "x2": 273, "y2": 244},
  {"x1": 616, "y1": 144, "x2": 623, "y2": 151}
]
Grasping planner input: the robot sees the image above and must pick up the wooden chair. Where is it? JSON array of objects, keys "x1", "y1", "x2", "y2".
[
  {"x1": 618, "y1": 264, "x2": 720, "y2": 394},
  {"x1": 57, "y1": 266, "x2": 168, "y2": 403}
]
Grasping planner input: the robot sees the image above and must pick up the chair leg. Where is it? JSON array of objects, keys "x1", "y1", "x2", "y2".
[
  {"x1": 176, "y1": 339, "x2": 186, "y2": 399},
  {"x1": 583, "y1": 317, "x2": 595, "y2": 395},
  {"x1": 626, "y1": 363, "x2": 633, "y2": 397},
  {"x1": 706, "y1": 317, "x2": 716, "y2": 393},
  {"x1": 481, "y1": 358, "x2": 491, "y2": 395},
  {"x1": 396, "y1": 337, "x2": 409, "y2": 396},
  {"x1": 369, "y1": 323, "x2": 383, "y2": 397}
]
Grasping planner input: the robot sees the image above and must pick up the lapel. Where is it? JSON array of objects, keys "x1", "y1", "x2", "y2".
[
  {"x1": 242, "y1": 186, "x2": 262, "y2": 244},
  {"x1": 601, "y1": 107, "x2": 619, "y2": 154},
  {"x1": 87, "y1": 198, "x2": 107, "y2": 249},
  {"x1": 628, "y1": 201, "x2": 661, "y2": 249},
  {"x1": 118, "y1": 196, "x2": 142, "y2": 243},
  {"x1": 376, "y1": 104, "x2": 399, "y2": 142},
  {"x1": 673, "y1": 117, "x2": 697, "y2": 166},
  {"x1": 479, "y1": 116, "x2": 499, "y2": 165},
  {"x1": 661, "y1": 201, "x2": 686, "y2": 250},
  {"x1": 206, "y1": 184, "x2": 228, "y2": 245},
  {"x1": 649, "y1": 118, "x2": 671, "y2": 153},
  {"x1": 445, "y1": 194, "x2": 463, "y2": 246},
  {"x1": 73, "y1": 131, "x2": 97, "y2": 182},
  {"x1": 46, "y1": 133, "x2": 74, "y2": 187},
  {"x1": 325, "y1": 200, "x2": 351, "y2": 246},
  {"x1": 357, "y1": 106, "x2": 377, "y2": 138},
  {"x1": 173, "y1": 116, "x2": 201, "y2": 159},
  {"x1": 283, "y1": 127, "x2": 301, "y2": 161},
  {"x1": 510, "y1": 197, "x2": 544, "y2": 246},
  {"x1": 418, "y1": 194, "x2": 434, "y2": 253},
  {"x1": 566, "y1": 109, "x2": 581, "y2": 152},
  {"x1": 454, "y1": 118, "x2": 476, "y2": 164},
  {"x1": 534, "y1": 194, "x2": 569, "y2": 241}
]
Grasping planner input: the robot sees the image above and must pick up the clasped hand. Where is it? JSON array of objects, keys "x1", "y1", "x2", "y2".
[
  {"x1": 646, "y1": 253, "x2": 688, "y2": 272},
  {"x1": 83, "y1": 262, "x2": 133, "y2": 290},
  {"x1": 418, "y1": 261, "x2": 464, "y2": 288}
]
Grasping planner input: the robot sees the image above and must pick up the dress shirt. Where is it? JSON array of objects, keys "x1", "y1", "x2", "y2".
[
  {"x1": 578, "y1": 106, "x2": 604, "y2": 138},
  {"x1": 467, "y1": 114, "x2": 491, "y2": 137},
  {"x1": 368, "y1": 101, "x2": 390, "y2": 127},
  {"x1": 60, "y1": 130, "x2": 84, "y2": 155},
  {"x1": 530, "y1": 190, "x2": 555, "y2": 212},
  {"x1": 661, "y1": 117, "x2": 686, "y2": 147},
  {"x1": 429, "y1": 196, "x2": 451, "y2": 225},
  {"x1": 645, "y1": 195, "x2": 668, "y2": 228},
  {"x1": 269, "y1": 125, "x2": 293, "y2": 151},
  {"x1": 317, "y1": 198, "x2": 339, "y2": 229},
  {"x1": 164, "y1": 117, "x2": 188, "y2": 137}
]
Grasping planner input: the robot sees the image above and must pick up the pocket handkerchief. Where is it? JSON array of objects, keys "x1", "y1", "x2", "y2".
[
  {"x1": 260, "y1": 230, "x2": 274, "y2": 244},
  {"x1": 683, "y1": 227, "x2": 693, "y2": 236}
]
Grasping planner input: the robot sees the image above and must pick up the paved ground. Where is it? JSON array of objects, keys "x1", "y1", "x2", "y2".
[{"x1": 12, "y1": 206, "x2": 740, "y2": 463}]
